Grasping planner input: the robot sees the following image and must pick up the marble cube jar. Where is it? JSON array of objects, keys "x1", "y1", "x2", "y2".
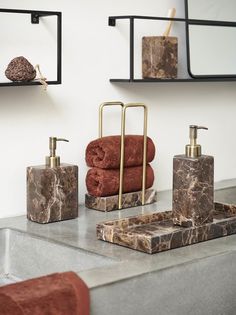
[
  {"x1": 27, "y1": 164, "x2": 78, "y2": 224},
  {"x1": 173, "y1": 155, "x2": 214, "y2": 227},
  {"x1": 142, "y1": 36, "x2": 178, "y2": 79}
]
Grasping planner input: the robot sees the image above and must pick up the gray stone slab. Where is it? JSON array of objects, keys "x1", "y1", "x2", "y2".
[{"x1": 0, "y1": 181, "x2": 235, "y2": 314}]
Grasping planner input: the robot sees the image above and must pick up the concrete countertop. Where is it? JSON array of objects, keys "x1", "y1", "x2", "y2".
[{"x1": 1, "y1": 179, "x2": 236, "y2": 290}]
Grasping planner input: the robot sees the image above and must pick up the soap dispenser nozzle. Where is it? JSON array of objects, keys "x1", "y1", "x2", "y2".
[
  {"x1": 46, "y1": 137, "x2": 69, "y2": 168},
  {"x1": 185, "y1": 125, "x2": 208, "y2": 158}
]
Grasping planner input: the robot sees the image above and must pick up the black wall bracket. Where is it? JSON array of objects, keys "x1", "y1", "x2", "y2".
[
  {"x1": 31, "y1": 13, "x2": 40, "y2": 24},
  {"x1": 31, "y1": 12, "x2": 58, "y2": 24},
  {"x1": 108, "y1": 17, "x2": 116, "y2": 27}
]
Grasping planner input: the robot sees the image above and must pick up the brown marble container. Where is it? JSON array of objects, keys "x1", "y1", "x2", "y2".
[
  {"x1": 173, "y1": 155, "x2": 214, "y2": 227},
  {"x1": 27, "y1": 164, "x2": 78, "y2": 224},
  {"x1": 97, "y1": 202, "x2": 236, "y2": 254},
  {"x1": 142, "y1": 36, "x2": 178, "y2": 79}
]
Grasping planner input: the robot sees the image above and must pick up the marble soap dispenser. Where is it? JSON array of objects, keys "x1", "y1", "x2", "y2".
[
  {"x1": 27, "y1": 137, "x2": 78, "y2": 224},
  {"x1": 173, "y1": 125, "x2": 214, "y2": 227}
]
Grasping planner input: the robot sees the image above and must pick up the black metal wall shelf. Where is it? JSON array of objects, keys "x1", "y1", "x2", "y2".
[
  {"x1": 0, "y1": 80, "x2": 61, "y2": 87},
  {"x1": 109, "y1": 15, "x2": 236, "y2": 83},
  {"x1": 0, "y1": 8, "x2": 62, "y2": 87},
  {"x1": 111, "y1": 78, "x2": 236, "y2": 83}
]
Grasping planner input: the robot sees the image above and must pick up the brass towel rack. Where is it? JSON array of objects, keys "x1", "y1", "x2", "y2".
[{"x1": 99, "y1": 101, "x2": 148, "y2": 209}]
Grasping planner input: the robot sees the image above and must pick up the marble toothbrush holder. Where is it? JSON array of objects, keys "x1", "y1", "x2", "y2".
[
  {"x1": 142, "y1": 36, "x2": 178, "y2": 79},
  {"x1": 142, "y1": 8, "x2": 178, "y2": 79}
]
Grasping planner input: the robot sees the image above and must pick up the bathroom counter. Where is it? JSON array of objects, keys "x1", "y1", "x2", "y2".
[{"x1": 1, "y1": 179, "x2": 236, "y2": 315}]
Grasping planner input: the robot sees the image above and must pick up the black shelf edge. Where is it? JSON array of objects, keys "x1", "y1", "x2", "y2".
[
  {"x1": 0, "y1": 81, "x2": 61, "y2": 87},
  {"x1": 110, "y1": 78, "x2": 236, "y2": 83},
  {"x1": 109, "y1": 15, "x2": 186, "y2": 24},
  {"x1": 0, "y1": 8, "x2": 61, "y2": 16},
  {"x1": 110, "y1": 79, "x2": 131, "y2": 82},
  {"x1": 108, "y1": 15, "x2": 236, "y2": 27}
]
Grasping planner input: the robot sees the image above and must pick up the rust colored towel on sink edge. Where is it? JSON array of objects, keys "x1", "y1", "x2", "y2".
[
  {"x1": 86, "y1": 164, "x2": 154, "y2": 197},
  {"x1": 86, "y1": 135, "x2": 156, "y2": 169},
  {"x1": 0, "y1": 272, "x2": 89, "y2": 315}
]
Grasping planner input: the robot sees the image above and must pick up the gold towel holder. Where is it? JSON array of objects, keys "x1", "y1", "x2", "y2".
[{"x1": 99, "y1": 101, "x2": 148, "y2": 210}]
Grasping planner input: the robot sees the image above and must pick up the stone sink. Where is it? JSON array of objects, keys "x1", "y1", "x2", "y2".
[{"x1": 0, "y1": 228, "x2": 116, "y2": 286}]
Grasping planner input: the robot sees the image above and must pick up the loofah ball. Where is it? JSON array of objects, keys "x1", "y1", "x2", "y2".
[{"x1": 5, "y1": 56, "x2": 36, "y2": 82}]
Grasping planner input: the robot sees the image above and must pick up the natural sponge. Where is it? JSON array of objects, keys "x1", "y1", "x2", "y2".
[{"x1": 5, "y1": 56, "x2": 36, "y2": 82}]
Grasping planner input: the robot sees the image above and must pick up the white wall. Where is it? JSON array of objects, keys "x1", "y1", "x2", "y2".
[{"x1": 0, "y1": 0, "x2": 236, "y2": 218}]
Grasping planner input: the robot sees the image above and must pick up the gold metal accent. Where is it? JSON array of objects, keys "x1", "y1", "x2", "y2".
[
  {"x1": 46, "y1": 137, "x2": 69, "y2": 168},
  {"x1": 163, "y1": 8, "x2": 176, "y2": 37},
  {"x1": 99, "y1": 102, "x2": 148, "y2": 210},
  {"x1": 185, "y1": 125, "x2": 208, "y2": 158},
  {"x1": 99, "y1": 101, "x2": 124, "y2": 137},
  {"x1": 120, "y1": 103, "x2": 148, "y2": 209}
]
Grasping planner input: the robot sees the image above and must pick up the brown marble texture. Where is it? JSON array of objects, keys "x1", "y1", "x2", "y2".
[
  {"x1": 27, "y1": 164, "x2": 78, "y2": 224},
  {"x1": 142, "y1": 36, "x2": 178, "y2": 79},
  {"x1": 97, "y1": 202, "x2": 236, "y2": 254},
  {"x1": 173, "y1": 155, "x2": 214, "y2": 227},
  {"x1": 85, "y1": 189, "x2": 157, "y2": 212}
]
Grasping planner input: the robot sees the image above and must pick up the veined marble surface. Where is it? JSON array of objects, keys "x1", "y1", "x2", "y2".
[
  {"x1": 173, "y1": 155, "x2": 214, "y2": 227},
  {"x1": 85, "y1": 189, "x2": 157, "y2": 211},
  {"x1": 142, "y1": 36, "x2": 178, "y2": 79},
  {"x1": 1, "y1": 179, "x2": 236, "y2": 290},
  {"x1": 27, "y1": 164, "x2": 78, "y2": 223}
]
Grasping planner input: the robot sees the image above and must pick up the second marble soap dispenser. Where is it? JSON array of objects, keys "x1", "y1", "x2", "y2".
[
  {"x1": 173, "y1": 125, "x2": 214, "y2": 227},
  {"x1": 27, "y1": 137, "x2": 78, "y2": 224}
]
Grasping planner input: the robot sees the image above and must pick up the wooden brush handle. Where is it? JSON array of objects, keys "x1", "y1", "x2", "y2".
[{"x1": 163, "y1": 8, "x2": 176, "y2": 37}]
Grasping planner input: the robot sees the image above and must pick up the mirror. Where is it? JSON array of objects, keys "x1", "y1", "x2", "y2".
[
  {"x1": 187, "y1": 0, "x2": 236, "y2": 22},
  {"x1": 186, "y1": 0, "x2": 236, "y2": 78}
]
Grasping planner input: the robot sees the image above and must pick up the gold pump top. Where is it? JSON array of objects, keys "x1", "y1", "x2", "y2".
[
  {"x1": 46, "y1": 137, "x2": 69, "y2": 168},
  {"x1": 185, "y1": 125, "x2": 208, "y2": 158}
]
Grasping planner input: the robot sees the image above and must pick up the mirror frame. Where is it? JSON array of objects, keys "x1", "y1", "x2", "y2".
[{"x1": 185, "y1": 0, "x2": 236, "y2": 79}]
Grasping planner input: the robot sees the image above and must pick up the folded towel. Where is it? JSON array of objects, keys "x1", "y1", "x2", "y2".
[
  {"x1": 86, "y1": 164, "x2": 154, "y2": 197},
  {"x1": 0, "y1": 272, "x2": 89, "y2": 315},
  {"x1": 0, "y1": 293, "x2": 23, "y2": 315},
  {"x1": 86, "y1": 135, "x2": 155, "y2": 169}
]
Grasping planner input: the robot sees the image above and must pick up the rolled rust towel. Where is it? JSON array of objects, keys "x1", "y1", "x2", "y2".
[
  {"x1": 0, "y1": 272, "x2": 89, "y2": 315},
  {"x1": 86, "y1": 135, "x2": 155, "y2": 169},
  {"x1": 86, "y1": 164, "x2": 154, "y2": 197},
  {"x1": 0, "y1": 293, "x2": 23, "y2": 315}
]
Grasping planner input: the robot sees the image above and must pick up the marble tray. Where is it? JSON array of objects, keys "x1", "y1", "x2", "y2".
[
  {"x1": 85, "y1": 189, "x2": 157, "y2": 212},
  {"x1": 97, "y1": 202, "x2": 236, "y2": 254}
]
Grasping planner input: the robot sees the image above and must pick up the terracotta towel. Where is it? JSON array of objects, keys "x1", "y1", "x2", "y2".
[
  {"x1": 0, "y1": 272, "x2": 89, "y2": 315},
  {"x1": 0, "y1": 293, "x2": 23, "y2": 315},
  {"x1": 86, "y1": 135, "x2": 155, "y2": 169},
  {"x1": 86, "y1": 164, "x2": 154, "y2": 197}
]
